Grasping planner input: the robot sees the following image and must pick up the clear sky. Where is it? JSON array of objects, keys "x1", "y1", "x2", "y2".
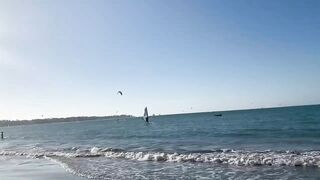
[{"x1": 0, "y1": 0, "x2": 319, "y2": 120}]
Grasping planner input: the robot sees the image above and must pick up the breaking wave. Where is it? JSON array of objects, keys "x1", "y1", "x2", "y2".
[{"x1": 1, "y1": 147, "x2": 320, "y2": 167}]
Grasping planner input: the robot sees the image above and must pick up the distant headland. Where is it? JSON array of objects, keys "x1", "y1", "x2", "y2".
[{"x1": 0, "y1": 115, "x2": 134, "y2": 127}]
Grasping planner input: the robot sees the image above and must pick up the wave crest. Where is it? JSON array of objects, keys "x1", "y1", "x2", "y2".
[
  {"x1": 1, "y1": 147, "x2": 320, "y2": 167},
  {"x1": 102, "y1": 150, "x2": 320, "y2": 167}
]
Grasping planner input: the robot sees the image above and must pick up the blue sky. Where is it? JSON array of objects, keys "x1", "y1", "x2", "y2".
[{"x1": 0, "y1": 0, "x2": 319, "y2": 119}]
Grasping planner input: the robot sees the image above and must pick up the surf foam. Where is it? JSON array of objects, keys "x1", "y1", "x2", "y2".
[{"x1": 1, "y1": 147, "x2": 320, "y2": 167}]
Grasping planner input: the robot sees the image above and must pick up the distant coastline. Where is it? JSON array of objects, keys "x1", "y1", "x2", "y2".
[
  {"x1": 0, "y1": 115, "x2": 134, "y2": 127},
  {"x1": 1, "y1": 104, "x2": 319, "y2": 127}
]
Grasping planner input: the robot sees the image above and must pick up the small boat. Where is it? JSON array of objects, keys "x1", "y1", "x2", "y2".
[
  {"x1": 143, "y1": 107, "x2": 149, "y2": 122},
  {"x1": 214, "y1": 113, "x2": 222, "y2": 117}
]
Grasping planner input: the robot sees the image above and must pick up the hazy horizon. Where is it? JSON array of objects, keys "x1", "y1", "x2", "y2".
[
  {"x1": 1, "y1": 0, "x2": 320, "y2": 119},
  {"x1": 1, "y1": 103, "x2": 319, "y2": 121}
]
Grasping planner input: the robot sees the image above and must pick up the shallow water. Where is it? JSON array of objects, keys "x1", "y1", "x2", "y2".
[
  {"x1": 0, "y1": 156, "x2": 82, "y2": 180},
  {"x1": 1, "y1": 105, "x2": 320, "y2": 179}
]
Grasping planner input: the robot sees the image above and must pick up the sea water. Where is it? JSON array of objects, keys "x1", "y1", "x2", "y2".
[{"x1": 1, "y1": 105, "x2": 320, "y2": 179}]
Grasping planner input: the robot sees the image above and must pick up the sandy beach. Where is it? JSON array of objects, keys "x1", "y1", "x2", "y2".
[{"x1": 0, "y1": 156, "x2": 83, "y2": 180}]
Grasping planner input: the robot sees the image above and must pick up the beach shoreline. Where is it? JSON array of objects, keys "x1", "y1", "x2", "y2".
[{"x1": 0, "y1": 156, "x2": 84, "y2": 180}]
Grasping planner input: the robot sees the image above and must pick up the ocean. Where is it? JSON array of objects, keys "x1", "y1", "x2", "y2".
[{"x1": 1, "y1": 105, "x2": 320, "y2": 179}]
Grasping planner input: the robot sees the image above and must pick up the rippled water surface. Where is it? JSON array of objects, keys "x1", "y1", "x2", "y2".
[{"x1": 1, "y1": 105, "x2": 320, "y2": 179}]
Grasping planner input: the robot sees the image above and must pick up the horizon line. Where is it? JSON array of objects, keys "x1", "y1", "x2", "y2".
[
  {"x1": 2, "y1": 103, "x2": 319, "y2": 121},
  {"x1": 154, "y1": 103, "x2": 320, "y2": 117}
]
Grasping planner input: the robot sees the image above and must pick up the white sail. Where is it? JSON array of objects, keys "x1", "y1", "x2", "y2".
[
  {"x1": 144, "y1": 107, "x2": 148, "y2": 118},
  {"x1": 143, "y1": 107, "x2": 149, "y2": 122}
]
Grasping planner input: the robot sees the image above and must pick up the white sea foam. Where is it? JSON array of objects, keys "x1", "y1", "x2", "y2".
[
  {"x1": 1, "y1": 148, "x2": 320, "y2": 167},
  {"x1": 100, "y1": 149, "x2": 320, "y2": 167},
  {"x1": 44, "y1": 156, "x2": 95, "y2": 179}
]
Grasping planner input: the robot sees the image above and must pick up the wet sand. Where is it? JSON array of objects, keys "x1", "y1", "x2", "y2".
[{"x1": 0, "y1": 156, "x2": 85, "y2": 180}]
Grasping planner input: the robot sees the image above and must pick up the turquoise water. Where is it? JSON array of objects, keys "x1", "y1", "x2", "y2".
[{"x1": 1, "y1": 105, "x2": 320, "y2": 179}]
